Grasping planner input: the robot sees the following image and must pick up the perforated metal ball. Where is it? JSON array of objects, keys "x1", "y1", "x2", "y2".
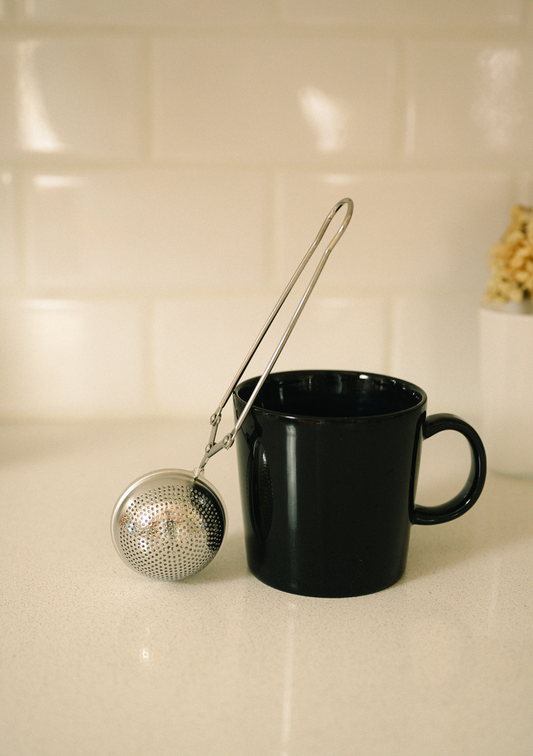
[{"x1": 111, "y1": 470, "x2": 226, "y2": 581}]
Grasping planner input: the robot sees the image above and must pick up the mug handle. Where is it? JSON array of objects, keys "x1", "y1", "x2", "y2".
[{"x1": 411, "y1": 413, "x2": 487, "y2": 525}]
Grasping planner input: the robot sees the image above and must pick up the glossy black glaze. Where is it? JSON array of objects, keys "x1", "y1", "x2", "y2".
[{"x1": 233, "y1": 370, "x2": 486, "y2": 598}]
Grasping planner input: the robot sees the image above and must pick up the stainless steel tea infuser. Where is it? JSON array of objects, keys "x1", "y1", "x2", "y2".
[{"x1": 111, "y1": 197, "x2": 354, "y2": 581}]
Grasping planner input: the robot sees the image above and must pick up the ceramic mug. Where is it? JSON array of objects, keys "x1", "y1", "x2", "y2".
[{"x1": 233, "y1": 370, "x2": 486, "y2": 598}]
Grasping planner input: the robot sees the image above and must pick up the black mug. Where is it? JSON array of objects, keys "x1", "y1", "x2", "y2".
[{"x1": 233, "y1": 370, "x2": 486, "y2": 598}]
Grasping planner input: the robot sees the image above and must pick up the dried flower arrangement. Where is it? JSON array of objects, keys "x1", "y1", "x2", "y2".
[{"x1": 484, "y1": 204, "x2": 533, "y2": 308}]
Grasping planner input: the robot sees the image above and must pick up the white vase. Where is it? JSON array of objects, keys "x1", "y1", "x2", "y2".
[{"x1": 479, "y1": 304, "x2": 533, "y2": 477}]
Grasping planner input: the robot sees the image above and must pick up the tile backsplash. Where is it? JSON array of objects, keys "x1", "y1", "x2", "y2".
[{"x1": 1, "y1": 0, "x2": 532, "y2": 420}]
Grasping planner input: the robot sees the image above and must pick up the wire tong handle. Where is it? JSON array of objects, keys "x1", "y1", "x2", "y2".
[{"x1": 195, "y1": 197, "x2": 354, "y2": 476}]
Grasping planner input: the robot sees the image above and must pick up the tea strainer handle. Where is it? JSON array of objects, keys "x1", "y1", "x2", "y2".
[{"x1": 195, "y1": 197, "x2": 354, "y2": 476}]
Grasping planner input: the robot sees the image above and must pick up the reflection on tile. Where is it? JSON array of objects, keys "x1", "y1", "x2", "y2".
[
  {"x1": 406, "y1": 40, "x2": 533, "y2": 159},
  {"x1": 390, "y1": 294, "x2": 481, "y2": 416},
  {"x1": 26, "y1": 169, "x2": 268, "y2": 290},
  {"x1": 13, "y1": 40, "x2": 64, "y2": 152},
  {"x1": 154, "y1": 295, "x2": 387, "y2": 417},
  {"x1": 0, "y1": 37, "x2": 142, "y2": 158},
  {"x1": 276, "y1": 171, "x2": 511, "y2": 293},
  {"x1": 22, "y1": 0, "x2": 270, "y2": 25},
  {"x1": 282, "y1": 0, "x2": 523, "y2": 26},
  {"x1": 152, "y1": 37, "x2": 396, "y2": 162},
  {"x1": 0, "y1": 171, "x2": 17, "y2": 286},
  {"x1": 0, "y1": 300, "x2": 145, "y2": 418}
]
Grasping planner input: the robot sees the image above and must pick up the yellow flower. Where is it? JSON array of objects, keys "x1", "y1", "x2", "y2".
[{"x1": 485, "y1": 205, "x2": 533, "y2": 303}]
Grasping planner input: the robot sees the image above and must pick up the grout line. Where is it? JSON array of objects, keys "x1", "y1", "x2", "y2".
[
  {"x1": 392, "y1": 37, "x2": 408, "y2": 164},
  {"x1": 137, "y1": 35, "x2": 153, "y2": 163},
  {"x1": 262, "y1": 168, "x2": 278, "y2": 293},
  {"x1": 11, "y1": 167, "x2": 29, "y2": 294},
  {"x1": 382, "y1": 294, "x2": 395, "y2": 377}
]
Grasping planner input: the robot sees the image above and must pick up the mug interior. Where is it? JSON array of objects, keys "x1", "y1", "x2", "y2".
[{"x1": 235, "y1": 370, "x2": 425, "y2": 419}]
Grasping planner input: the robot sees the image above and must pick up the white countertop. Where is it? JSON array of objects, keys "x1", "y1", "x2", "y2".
[{"x1": 1, "y1": 418, "x2": 532, "y2": 756}]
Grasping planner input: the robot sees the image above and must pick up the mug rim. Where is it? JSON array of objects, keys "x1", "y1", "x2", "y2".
[{"x1": 234, "y1": 369, "x2": 427, "y2": 423}]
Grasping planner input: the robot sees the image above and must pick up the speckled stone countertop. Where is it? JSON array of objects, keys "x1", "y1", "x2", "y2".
[{"x1": 1, "y1": 419, "x2": 532, "y2": 756}]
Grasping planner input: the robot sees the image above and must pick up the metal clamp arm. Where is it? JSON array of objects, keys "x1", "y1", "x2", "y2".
[{"x1": 195, "y1": 197, "x2": 353, "y2": 476}]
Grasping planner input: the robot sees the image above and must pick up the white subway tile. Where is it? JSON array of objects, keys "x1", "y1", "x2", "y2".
[
  {"x1": 406, "y1": 40, "x2": 533, "y2": 161},
  {"x1": 25, "y1": 169, "x2": 268, "y2": 290},
  {"x1": 153, "y1": 294, "x2": 387, "y2": 417},
  {"x1": 154, "y1": 296, "x2": 275, "y2": 417},
  {"x1": 273, "y1": 296, "x2": 388, "y2": 376},
  {"x1": 22, "y1": 0, "x2": 270, "y2": 25},
  {"x1": 152, "y1": 36, "x2": 396, "y2": 163},
  {"x1": 0, "y1": 37, "x2": 142, "y2": 159},
  {"x1": 0, "y1": 300, "x2": 145, "y2": 418},
  {"x1": 0, "y1": 172, "x2": 17, "y2": 287},
  {"x1": 276, "y1": 171, "x2": 511, "y2": 293},
  {"x1": 282, "y1": 0, "x2": 523, "y2": 26},
  {"x1": 390, "y1": 294, "x2": 481, "y2": 416}
]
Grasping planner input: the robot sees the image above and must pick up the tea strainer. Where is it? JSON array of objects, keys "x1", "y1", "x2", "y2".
[{"x1": 111, "y1": 197, "x2": 354, "y2": 581}]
